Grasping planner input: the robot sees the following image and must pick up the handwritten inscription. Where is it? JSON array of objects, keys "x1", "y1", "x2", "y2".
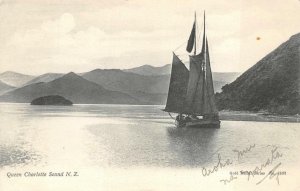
[
  {"x1": 202, "y1": 153, "x2": 233, "y2": 177},
  {"x1": 233, "y1": 144, "x2": 256, "y2": 161},
  {"x1": 247, "y1": 146, "x2": 283, "y2": 181},
  {"x1": 220, "y1": 174, "x2": 237, "y2": 185},
  {"x1": 256, "y1": 163, "x2": 282, "y2": 185},
  {"x1": 201, "y1": 144, "x2": 286, "y2": 186}
]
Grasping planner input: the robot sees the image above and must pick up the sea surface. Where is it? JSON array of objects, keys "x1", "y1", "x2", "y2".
[{"x1": 0, "y1": 103, "x2": 299, "y2": 191}]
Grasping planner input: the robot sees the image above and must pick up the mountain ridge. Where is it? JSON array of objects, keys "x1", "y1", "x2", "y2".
[
  {"x1": 0, "y1": 80, "x2": 15, "y2": 95},
  {"x1": 0, "y1": 71, "x2": 35, "y2": 87},
  {"x1": 0, "y1": 72, "x2": 139, "y2": 104},
  {"x1": 123, "y1": 64, "x2": 171, "y2": 76},
  {"x1": 0, "y1": 67, "x2": 242, "y2": 105},
  {"x1": 24, "y1": 73, "x2": 64, "y2": 85}
]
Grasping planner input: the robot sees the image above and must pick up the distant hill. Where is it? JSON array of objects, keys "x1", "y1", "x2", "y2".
[
  {"x1": 24, "y1": 73, "x2": 64, "y2": 85},
  {"x1": 0, "y1": 80, "x2": 15, "y2": 95},
  {"x1": 124, "y1": 64, "x2": 239, "y2": 79},
  {"x1": 213, "y1": 81, "x2": 231, "y2": 93},
  {"x1": 216, "y1": 33, "x2": 300, "y2": 115},
  {"x1": 212, "y1": 72, "x2": 240, "y2": 84},
  {"x1": 123, "y1": 65, "x2": 239, "y2": 93},
  {"x1": 83, "y1": 69, "x2": 169, "y2": 94},
  {"x1": 81, "y1": 69, "x2": 229, "y2": 104},
  {"x1": 0, "y1": 72, "x2": 139, "y2": 104},
  {"x1": 123, "y1": 64, "x2": 171, "y2": 76},
  {"x1": 82, "y1": 69, "x2": 169, "y2": 104},
  {"x1": 0, "y1": 71, "x2": 35, "y2": 87},
  {"x1": 0, "y1": 66, "x2": 240, "y2": 104}
]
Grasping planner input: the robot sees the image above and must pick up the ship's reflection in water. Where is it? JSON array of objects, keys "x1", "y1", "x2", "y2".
[
  {"x1": 166, "y1": 127, "x2": 219, "y2": 167},
  {"x1": 86, "y1": 122, "x2": 220, "y2": 168}
]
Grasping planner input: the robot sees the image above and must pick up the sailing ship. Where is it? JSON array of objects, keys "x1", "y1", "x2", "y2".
[{"x1": 164, "y1": 12, "x2": 220, "y2": 128}]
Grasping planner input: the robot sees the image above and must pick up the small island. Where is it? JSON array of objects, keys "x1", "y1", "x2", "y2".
[{"x1": 31, "y1": 95, "x2": 73, "y2": 106}]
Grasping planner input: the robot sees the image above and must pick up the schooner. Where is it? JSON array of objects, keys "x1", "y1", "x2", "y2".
[{"x1": 164, "y1": 12, "x2": 220, "y2": 128}]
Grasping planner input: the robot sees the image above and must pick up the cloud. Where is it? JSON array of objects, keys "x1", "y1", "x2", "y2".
[
  {"x1": 0, "y1": 0, "x2": 299, "y2": 74},
  {"x1": 42, "y1": 13, "x2": 75, "y2": 34},
  {"x1": 0, "y1": 12, "x2": 182, "y2": 74}
]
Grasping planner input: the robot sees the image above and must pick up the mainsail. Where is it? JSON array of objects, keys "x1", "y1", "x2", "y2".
[
  {"x1": 164, "y1": 53, "x2": 189, "y2": 113},
  {"x1": 185, "y1": 52, "x2": 205, "y2": 114}
]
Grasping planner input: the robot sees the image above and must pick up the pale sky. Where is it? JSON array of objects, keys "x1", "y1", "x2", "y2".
[{"x1": 0, "y1": 0, "x2": 299, "y2": 75}]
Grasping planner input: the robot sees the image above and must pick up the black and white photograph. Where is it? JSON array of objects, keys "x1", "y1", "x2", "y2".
[{"x1": 0, "y1": 0, "x2": 299, "y2": 190}]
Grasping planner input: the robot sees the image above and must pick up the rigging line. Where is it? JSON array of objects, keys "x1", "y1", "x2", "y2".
[
  {"x1": 174, "y1": 54, "x2": 188, "y2": 61},
  {"x1": 176, "y1": 53, "x2": 190, "y2": 56},
  {"x1": 177, "y1": 54, "x2": 188, "y2": 58},
  {"x1": 168, "y1": 112, "x2": 176, "y2": 120},
  {"x1": 174, "y1": 40, "x2": 188, "y2": 52},
  {"x1": 172, "y1": 55, "x2": 189, "y2": 70},
  {"x1": 177, "y1": 58, "x2": 189, "y2": 63},
  {"x1": 175, "y1": 55, "x2": 190, "y2": 64},
  {"x1": 175, "y1": 56, "x2": 188, "y2": 64}
]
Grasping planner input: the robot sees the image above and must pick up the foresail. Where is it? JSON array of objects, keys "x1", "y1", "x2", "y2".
[{"x1": 164, "y1": 53, "x2": 189, "y2": 113}]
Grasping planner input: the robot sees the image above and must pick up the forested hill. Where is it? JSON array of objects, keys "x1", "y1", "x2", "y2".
[{"x1": 216, "y1": 33, "x2": 300, "y2": 115}]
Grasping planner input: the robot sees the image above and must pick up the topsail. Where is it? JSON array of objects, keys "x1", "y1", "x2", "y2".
[{"x1": 186, "y1": 22, "x2": 196, "y2": 53}]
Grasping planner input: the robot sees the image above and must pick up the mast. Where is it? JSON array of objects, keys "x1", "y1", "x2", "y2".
[
  {"x1": 194, "y1": 12, "x2": 197, "y2": 55},
  {"x1": 204, "y1": 11, "x2": 206, "y2": 71},
  {"x1": 202, "y1": 11, "x2": 206, "y2": 115}
]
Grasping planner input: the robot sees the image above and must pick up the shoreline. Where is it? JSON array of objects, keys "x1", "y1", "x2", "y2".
[
  {"x1": 0, "y1": 102, "x2": 299, "y2": 123},
  {"x1": 219, "y1": 111, "x2": 300, "y2": 123}
]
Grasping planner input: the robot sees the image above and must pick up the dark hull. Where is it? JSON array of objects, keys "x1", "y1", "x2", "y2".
[{"x1": 176, "y1": 119, "x2": 220, "y2": 128}]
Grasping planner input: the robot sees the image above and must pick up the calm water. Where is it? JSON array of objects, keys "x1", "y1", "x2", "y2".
[{"x1": 0, "y1": 103, "x2": 299, "y2": 191}]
